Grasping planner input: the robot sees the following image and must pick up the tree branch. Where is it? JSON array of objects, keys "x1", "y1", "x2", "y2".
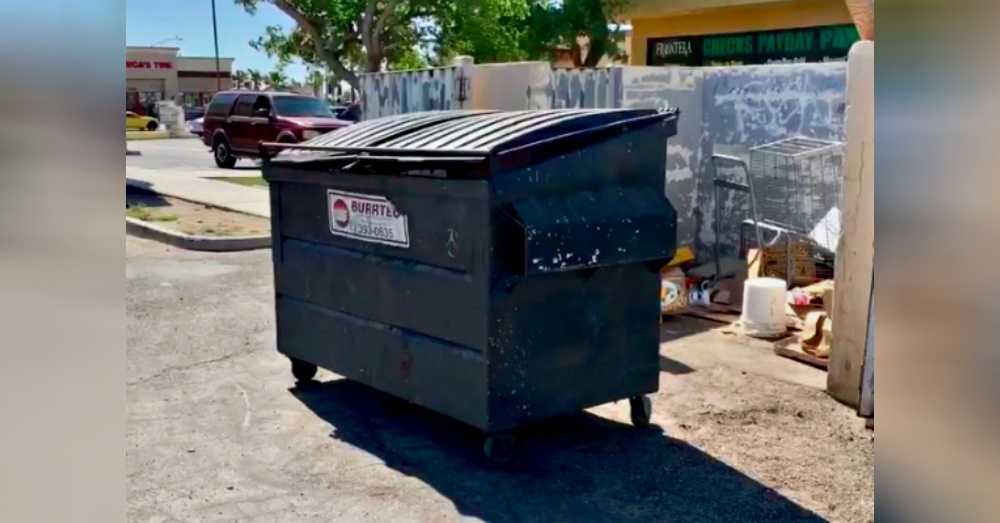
[{"x1": 270, "y1": 0, "x2": 359, "y2": 91}]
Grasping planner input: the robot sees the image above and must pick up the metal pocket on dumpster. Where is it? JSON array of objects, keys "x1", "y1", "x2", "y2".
[{"x1": 261, "y1": 108, "x2": 679, "y2": 462}]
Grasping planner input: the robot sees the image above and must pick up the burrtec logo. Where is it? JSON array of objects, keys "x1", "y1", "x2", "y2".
[{"x1": 333, "y1": 198, "x2": 350, "y2": 227}]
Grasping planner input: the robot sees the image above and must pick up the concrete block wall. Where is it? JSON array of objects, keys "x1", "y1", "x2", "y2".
[{"x1": 359, "y1": 61, "x2": 848, "y2": 258}]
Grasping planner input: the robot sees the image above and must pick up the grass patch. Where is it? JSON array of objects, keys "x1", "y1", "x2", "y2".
[
  {"x1": 127, "y1": 204, "x2": 178, "y2": 222},
  {"x1": 209, "y1": 176, "x2": 267, "y2": 188}
]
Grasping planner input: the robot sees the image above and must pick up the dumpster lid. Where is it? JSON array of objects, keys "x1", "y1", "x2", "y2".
[{"x1": 268, "y1": 108, "x2": 677, "y2": 164}]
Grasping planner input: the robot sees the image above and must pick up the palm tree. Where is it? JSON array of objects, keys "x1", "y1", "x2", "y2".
[
  {"x1": 247, "y1": 69, "x2": 263, "y2": 91},
  {"x1": 267, "y1": 69, "x2": 289, "y2": 91},
  {"x1": 233, "y1": 70, "x2": 248, "y2": 90},
  {"x1": 307, "y1": 69, "x2": 326, "y2": 97}
]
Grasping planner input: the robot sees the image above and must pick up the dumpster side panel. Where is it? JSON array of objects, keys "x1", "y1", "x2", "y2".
[
  {"x1": 486, "y1": 265, "x2": 661, "y2": 430},
  {"x1": 485, "y1": 124, "x2": 675, "y2": 431}
]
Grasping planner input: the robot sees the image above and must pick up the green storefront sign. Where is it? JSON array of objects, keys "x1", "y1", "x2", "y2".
[{"x1": 647, "y1": 24, "x2": 859, "y2": 66}]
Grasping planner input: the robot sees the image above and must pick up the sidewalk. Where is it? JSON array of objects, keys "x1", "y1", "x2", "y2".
[{"x1": 126, "y1": 165, "x2": 270, "y2": 218}]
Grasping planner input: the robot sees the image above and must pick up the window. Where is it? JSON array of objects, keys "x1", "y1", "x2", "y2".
[
  {"x1": 252, "y1": 95, "x2": 271, "y2": 116},
  {"x1": 207, "y1": 93, "x2": 238, "y2": 116},
  {"x1": 273, "y1": 96, "x2": 334, "y2": 117},
  {"x1": 232, "y1": 94, "x2": 256, "y2": 117}
]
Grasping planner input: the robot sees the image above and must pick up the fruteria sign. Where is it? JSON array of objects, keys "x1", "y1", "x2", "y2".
[{"x1": 647, "y1": 24, "x2": 859, "y2": 66}]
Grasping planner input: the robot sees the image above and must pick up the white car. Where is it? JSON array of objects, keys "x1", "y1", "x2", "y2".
[{"x1": 186, "y1": 117, "x2": 204, "y2": 136}]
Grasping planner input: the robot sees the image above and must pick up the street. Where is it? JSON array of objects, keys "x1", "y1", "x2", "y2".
[
  {"x1": 126, "y1": 137, "x2": 238, "y2": 171},
  {"x1": 127, "y1": 235, "x2": 873, "y2": 522}
]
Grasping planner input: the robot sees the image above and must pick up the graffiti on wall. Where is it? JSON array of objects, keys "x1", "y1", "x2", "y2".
[
  {"x1": 526, "y1": 68, "x2": 623, "y2": 109},
  {"x1": 360, "y1": 66, "x2": 469, "y2": 119},
  {"x1": 698, "y1": 63, "x2": 847, "y2": 253},
  {"x1": 359, "y1": 61, "x2": 848, "y2": 257}
]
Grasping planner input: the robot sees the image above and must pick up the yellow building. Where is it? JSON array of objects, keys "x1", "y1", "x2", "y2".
[{"x1": 626, "y1": 0, "x2": 858, "y2": 66}]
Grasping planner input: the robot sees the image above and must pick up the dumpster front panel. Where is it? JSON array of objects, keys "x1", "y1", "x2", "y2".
[
  {"x1": 268, "y1": 168, "x2": 494, "y2": 429},
  {"x1": 270, "y1": 168, "x2": 492, "y2": 352},
  {"x1": 277, "y1": 295, "x2": 489, "y2": 428}
]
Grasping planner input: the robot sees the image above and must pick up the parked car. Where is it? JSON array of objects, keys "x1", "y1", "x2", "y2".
[
  {"x1": 125, "y1": 111, "x2": 159, "y2": 131},
  {"x1": 184, "y1": 105, "x2": 206, "y2": 121},
  {"x1": 186, "y1": 116, "x2": 204, "y2": 136},
  {"x1": 202, "y1": 91, "x2": 352, "y2": 168}
]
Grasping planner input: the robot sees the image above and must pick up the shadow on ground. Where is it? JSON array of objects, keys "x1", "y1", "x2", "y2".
[
  {"x1": 292, "y1": 379, "x2": 821, "y2": 523},
  {"x1": 126, "y1": 185, "x2": 170, "y2": 208}
]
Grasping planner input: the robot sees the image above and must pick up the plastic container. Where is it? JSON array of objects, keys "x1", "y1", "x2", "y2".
[{"x1": 740, "y1": 277, "x2": 787, "y2": 338}]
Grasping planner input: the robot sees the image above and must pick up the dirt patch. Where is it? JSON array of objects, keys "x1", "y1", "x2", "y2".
[
  {"x1": 126, "y1": 187, "x2": 269, "y2": 237},
  {"x1": 660, "y1": 366, "x2": 874, "y2": 522},
  {"x1": 208, "y1": 176, "x2": 267, "y2": 188}
]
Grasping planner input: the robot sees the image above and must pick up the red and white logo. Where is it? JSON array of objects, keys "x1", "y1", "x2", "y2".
[
  {"x1": 327, "y1": 189, "x2": 410, "y2": 248},
  {"x1": 333, "y1": 198, "x2": 350, "y2": 227}
]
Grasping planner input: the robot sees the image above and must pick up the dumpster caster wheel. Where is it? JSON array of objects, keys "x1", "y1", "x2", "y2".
[
  {"x1": 483, "y1": 433, "x2": 515, "y2": 464},
  {"x1": 629, "y1": 395, "x2": 652, "y2": 428},
  {"x1": 290, "y1": 358, "x2": 317, "y2": 383}
]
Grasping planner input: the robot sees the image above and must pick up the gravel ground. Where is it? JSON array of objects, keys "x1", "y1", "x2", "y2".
[{"x1": 127, "y1": 235, "x2": 873, "y2": 522}]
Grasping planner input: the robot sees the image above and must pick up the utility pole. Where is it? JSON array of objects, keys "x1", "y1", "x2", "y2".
[{"x1": 211, "y1": 0, "x2": 221, "y2": 91}]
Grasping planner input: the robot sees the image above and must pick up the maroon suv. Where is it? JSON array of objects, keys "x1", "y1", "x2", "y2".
[{"x1": 202, "y1": 91, "x2": 351, "y2": 168}]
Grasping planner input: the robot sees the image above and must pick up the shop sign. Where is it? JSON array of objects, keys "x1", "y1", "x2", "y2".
[
  {"x1": 647, "y1": 24, "x2": 859, "y2": 66},
  {"x1": 126, "y1": 60, "x2": 173, "y2": 70}
]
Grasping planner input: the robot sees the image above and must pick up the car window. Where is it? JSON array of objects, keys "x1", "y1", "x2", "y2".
[
  {"x1": 252, "y1": 96, "x2": 271, "y2": 115},
  {"x1": 232, "y1": 95, "x2": 256, "y2": 117},
  {"x1": 273, "y1": 96, "x2": 334, "y2": 117},
  {"x1": 207, "y1": 93, "x2": 238, "y2": 117}
]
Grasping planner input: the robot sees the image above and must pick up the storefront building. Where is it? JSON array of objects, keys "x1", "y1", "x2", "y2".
[
  {"x1": 126, "y1": 46, "x2": 233, "y2": 114},
  {"x1": 626, "y1": 0, "x2": 859, "y2": 67}
]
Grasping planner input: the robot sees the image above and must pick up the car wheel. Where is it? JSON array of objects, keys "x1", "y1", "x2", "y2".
[
  {"x1": 146, "y1": 121, "x2": 158, "y2": 131},
  {"x1": 213, "y1": 138, "x2": 237, "y2": 168}
]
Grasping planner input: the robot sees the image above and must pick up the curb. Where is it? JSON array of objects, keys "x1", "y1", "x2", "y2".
[
  {"x1": 126, "y1": 130, "x2": 171, "y2": 141},
  {"x1": 126, "y1": 217, "x2": 270, "y2": 251}
]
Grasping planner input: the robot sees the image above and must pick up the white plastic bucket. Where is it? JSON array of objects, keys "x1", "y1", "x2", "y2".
[{"x1": 740, "y1": 277, "x2": 787, "y2": 338}]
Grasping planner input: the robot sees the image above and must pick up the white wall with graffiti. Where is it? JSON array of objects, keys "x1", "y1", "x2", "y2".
[{"x1": 359, "y1": 61, "x2": 847, "y2": 258}]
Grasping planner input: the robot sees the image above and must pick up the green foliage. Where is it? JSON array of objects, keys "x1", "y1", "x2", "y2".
[
  {"x1": 233, "y1": 69, "x2": 249, "y2": 89},
  {"x1": 127, "y1": 205, "x2": 177, "y2": 222},
  {"x1": 387, "y1": 46, "x2": 428, "y2": 71},
  {"x1": 434, "y1": 0, "x2": 530, "y2": 64},
  {"x1": 235, "y1": 0, "x2": 630, "y2": 92},
  {"x1": 521, "y1": 0, "x2": 630, "y2": 66},
  {"x1": 267, "y1": 67, "x2": 289, "y2": 90}
]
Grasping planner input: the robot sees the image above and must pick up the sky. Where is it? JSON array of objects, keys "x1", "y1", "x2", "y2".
[{"x1": 126, "y1": 0, "x2": 310, "y2": 81}]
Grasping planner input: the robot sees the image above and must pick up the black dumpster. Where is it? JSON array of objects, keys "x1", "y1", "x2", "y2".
[{"x1": 261, "y1": 109, "x2": 679, "y2": 460}]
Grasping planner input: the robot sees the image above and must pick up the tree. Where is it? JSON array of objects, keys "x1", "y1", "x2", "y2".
[
  {"x1": 306, "y1": 68, "x2": 326, "y2": 96},
  {"x1": 247, "y1": 69, "x2": 264, "y2": 90},
  {"x1": 267, "y1": 67, "x2": 289, "y2": 90},
  {"x1": 235, "y1": 0, "x2": 439, "y2": 91},
  {"x1": 522, "y1": 0, "x2": 630, "y2": 67},
  {"x1": 233, "y1": 69, "x2": 249, "y2": 89},
  {"x1": 427, "y1": 0, "x2": 530, "y2": 64}
]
